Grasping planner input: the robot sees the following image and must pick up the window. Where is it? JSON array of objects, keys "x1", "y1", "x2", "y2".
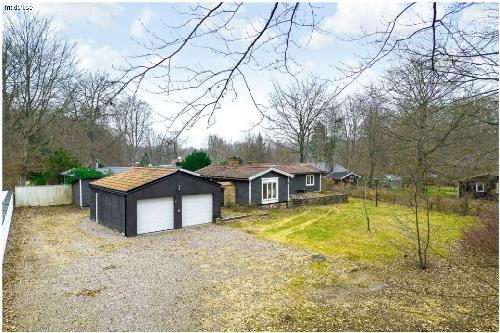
[
  {"x1": 262, "y1": 177, "x2": 278, "y2": 204},
  {"x1": 306, "y1": 175, "x2": 315, "y2": 186},
  {"x1": 476, "y1": 182, "x2": 485, "y2": 193}
]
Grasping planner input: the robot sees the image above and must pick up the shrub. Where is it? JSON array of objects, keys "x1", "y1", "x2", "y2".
[
  {"x1": 27, "y1": 173, "x2": 47, "y2": 185},
  {"x1": 64, "y1": 167, "x2": 108, "y2": 184},
  {"x1": 462, "y1": 207, "x2": 499, "y2": 256},
  {"x1": 181, "y1": 150, "x2": 211, "y2": 171}
]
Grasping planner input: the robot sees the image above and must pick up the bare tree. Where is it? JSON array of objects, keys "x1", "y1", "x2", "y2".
[
  {"x1": 361, "y1": 85, "x2": 388, "y2": 184},
  {"x1": 70, "y1": 71, "x2": 117, "y2": 167},
  {"x1": 340, "y1": 3, "x2": 498, "y2": 102},
  {"x1": 3, "y1": 12, "x2": 77, "y2": 184},
  {"x1": 114, "y1": 96, "x2": 152, "y2": 165},
  {"x1": 266, "y1": 77, "x2": 334, "y2": 162},
  {"x1": 338, "y1": 95, "x2": 365, "y2": 171},
  {"x1": 384, "y1": 58, "x2": 484, "y2": 268},
  {"x1": 207, "y1": 134, "x2": 227, "y2": 164},
  {"x1": 117, "y1": 3, "x2": 326, "y2": 136}
]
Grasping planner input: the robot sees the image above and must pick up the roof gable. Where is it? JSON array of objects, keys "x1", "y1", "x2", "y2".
[
  {"x1": 197, "y1": 163, "x2": 318, "y2": 180},
  {"x1": 90, "y1": 167, "x2": 185, "y2": 192}
]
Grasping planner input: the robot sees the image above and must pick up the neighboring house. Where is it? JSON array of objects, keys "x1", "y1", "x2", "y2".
[
  {"x1": 89, "y1": 167, "x2": 223, "y2": 236},
  {"x1": 61, "y1": 167, "x2": 130, "y2": 208},
  {"x1": 329, "y1": 164, "x2": 360, "y2": 184},
  {"x1": 383, "y1": 174, "x2": 403, "y2": 189},
  {"x1": 457, "y1": 174, "x2": 499, "y2": 199},
  {"x1": 310, "y1": 161, "x2": 329, "y2": 174},
  {"x1": 197, "y1": 160, "x2": 322, "y2": 206},
  {"x1": 61, "y1": 166, "x2": 130, "y2": 184}
]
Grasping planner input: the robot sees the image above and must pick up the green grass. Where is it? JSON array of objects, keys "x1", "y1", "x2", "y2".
[
  {"x1": 227, "y1": 198, "x2": 476, "y2": 263},
  {"x1": 426, "y1": 186, "x2": 457, "y2": 198}
]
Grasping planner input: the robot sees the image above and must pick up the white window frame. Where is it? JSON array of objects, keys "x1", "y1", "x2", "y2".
[
  {"x1": 306, "y1": 174, "x2": 315, "y2": 186},
  {"x1": 262, "y1": 177, "x2": 279, "y2": 204},
  {"x1": 475, "y1": 182, "x2": 485, "y2": 193}
]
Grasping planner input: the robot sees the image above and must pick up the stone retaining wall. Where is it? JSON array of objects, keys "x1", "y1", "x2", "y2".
[{"x1": 288, "y1": 193, "x2": 348, "y2": 207}]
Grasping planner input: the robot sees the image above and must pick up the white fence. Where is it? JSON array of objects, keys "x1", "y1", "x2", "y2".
[
  {"x1": 15, "y1": 184, "x2": 73, "y2": 207},
  {"x1": 2, "y1": 191, "x2": 14, "y2": 263}
]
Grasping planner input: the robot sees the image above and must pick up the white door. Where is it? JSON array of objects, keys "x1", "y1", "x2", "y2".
[
  {"x1": 182, "y1": 194, "x2": 213, "y2": 227},
  {"x1": 137, "y1": 197, "x2": 174, "y2": 234}
]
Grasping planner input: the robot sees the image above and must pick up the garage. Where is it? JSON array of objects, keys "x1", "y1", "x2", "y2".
[
  {"x1": 182, "y1": 194, "x2": 213, "y2": 227},
  {"x1": 89, "y1": 167, "x2": 223, "y2": 236},
  {"x1": 137, "y1": 197, "x2": 174, "y2": 234}
]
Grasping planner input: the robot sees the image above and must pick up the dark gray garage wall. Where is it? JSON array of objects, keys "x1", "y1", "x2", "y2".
[
  {"x1": 250, "y1": 171, "x2": 289, "y2": 205},
  {"x1": 90, "y1": 188, "x2": 126, "y2": 234},
  {"x1": 289, "y1": 174, "x2": 321, "y2": 194},
  {"x1": 125, "y1": 172, "x2": 223, "y2": 236}
]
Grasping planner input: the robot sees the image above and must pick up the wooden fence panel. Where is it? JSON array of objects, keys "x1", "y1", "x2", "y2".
[{"x1": 14, "y1": 185, "x2": 73, "y2": 207}]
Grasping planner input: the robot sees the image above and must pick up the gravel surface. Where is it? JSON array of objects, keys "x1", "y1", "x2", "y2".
[
  {"x1": 3, "y1": 205, "x2": 498, "y2": 331},
  {"x1": 3, "y1": 205, "x2": 313, "y2": 331}
]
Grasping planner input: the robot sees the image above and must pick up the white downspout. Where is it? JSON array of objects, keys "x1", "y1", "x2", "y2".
[
  {"x1": 95, "y1": 193, "x2": 98, "y2": 223},
  {"x1": 287, "y1": 177, "x2": 290, "y2": 201},
  {"x1": 319, "y1": 174, "x2": 322, "y2": 191},
  {"x1": 248, "y1": 179, "x2": 252, "y2": 205},
  {"x1": 79, "y1": 179, "x2": 83, "y2": 207}
]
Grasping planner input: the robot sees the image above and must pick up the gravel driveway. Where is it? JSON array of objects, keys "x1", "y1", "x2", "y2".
[
  {"x1": 3, "y1": 205, "x2": 314, "y2": 331},
  {"x1": 5, "y1": 205, "x2": 498, "y2": 332}
]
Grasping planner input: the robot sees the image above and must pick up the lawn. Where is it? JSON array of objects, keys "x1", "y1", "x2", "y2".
[{"x1": 227, "y1": 198, "x2": 476, "y2": 263}]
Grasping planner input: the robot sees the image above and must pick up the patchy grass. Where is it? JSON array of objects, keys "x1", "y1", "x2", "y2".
[
  {"x1": 426, "y1": 186, "x2": 457, "y2": 198},
  {"x1": 226, "y1": 198, "x2": 476, "y2": 263}
]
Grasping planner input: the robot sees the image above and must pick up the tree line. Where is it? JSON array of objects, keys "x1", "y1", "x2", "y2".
[
  {"x1": 2, "y1": 13, "x2": 181, "y2": 188},
  {"x1": 3, "y1": 9, "x2": 497, "y2": 193}
]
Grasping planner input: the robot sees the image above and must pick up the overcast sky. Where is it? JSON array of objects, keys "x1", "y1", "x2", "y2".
[{"x1": 31, "y1": 2, "x2": 483, "y2": 148}]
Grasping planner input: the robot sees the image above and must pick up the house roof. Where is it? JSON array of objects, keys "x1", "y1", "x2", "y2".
[
  {"x1": 96, "y1": 167, "x2": 130, "y2": 175},
  {"x1": 458, "y1": 173, "x2": 499, "y2": 182},
  {"x1": 330, "y1": 171, "x2": 359, "y2": 180},
  {"x1": 384, "y1": 174, "x2": 402, "y2": 181},
  {"x1": 61, "y1": 166, "x2": 130, "y2": 176},
  {"x1": 90, "y1": 167, "x2": 199, "y2": 192},
  {"x1": 246, "y1": 163, "x2": 322, "y2": 175},
  {"x1": 332, "y1": 164, "x2": 349, "y2": 173},
  {"x1": 197, "y1": 164, "x2": 294, "y2": 180}
]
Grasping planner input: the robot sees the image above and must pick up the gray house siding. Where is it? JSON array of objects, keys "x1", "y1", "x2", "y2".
[
  {"x1": 72, "y1": 178, "x2": 99, "y2": 207},
  {"x1": 234, "y1": 180, "x2": 249, "y2": 204},
  {"x1": 72, "y1": 181, "x2": 80, "y2": 207},
  {"x1": 289, "y1": 174, "x2": 321, "y2": 194},
  {"x1": 250, "y1": 171, "x2": 289, "y2": 205}
]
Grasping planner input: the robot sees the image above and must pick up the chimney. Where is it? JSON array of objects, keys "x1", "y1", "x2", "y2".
[{"x1": 228, "y1": 157, "x2": 241, "y2": 167}]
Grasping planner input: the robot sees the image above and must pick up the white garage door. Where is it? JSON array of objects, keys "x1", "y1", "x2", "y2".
[
  {"x1": 137, "y1": 197, "x2": 174, "y2": 234},
  {"x1": 182, "y1": 194, "x2": 213, "y2": 227}
]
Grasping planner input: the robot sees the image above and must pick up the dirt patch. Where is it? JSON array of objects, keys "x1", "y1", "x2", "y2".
[{"x1": 65, "y1": 286, "x2": 107, "y2": 298}]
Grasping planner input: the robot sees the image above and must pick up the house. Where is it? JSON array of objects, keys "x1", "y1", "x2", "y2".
[
  {"x1": 71, "y1": 178, "x2": 99, "y2": 208},
  {"x1": 197, "y1": 159, "x2": 322, "y2": 206},
  {"x1": 457, "y1": 173, "x2": 499, "y2": 199},
  {"x1": 329, "y1": 164, "x2": 360, "y2": 184},
  {"x1": 89, "y1": 167, "x2": 223, "y2": 236},
  {"x1": 61, "y1": 167, "x2": 130, "y2": 208},
  {"x1": 61, "y1": 166, "x2": 129, "y2": 184},
  {"x1": 383, "y1": 174, "x2": 403, "y2": 189}
]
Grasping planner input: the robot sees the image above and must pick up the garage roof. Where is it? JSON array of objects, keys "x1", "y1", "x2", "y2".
[{"x1": 90, "y1": 167, "x2": 199, "y2": 192}]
